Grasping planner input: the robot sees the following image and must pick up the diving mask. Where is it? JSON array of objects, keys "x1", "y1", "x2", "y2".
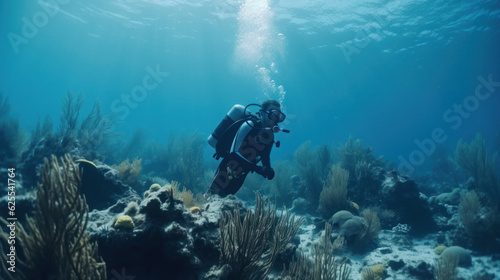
[{"x1": 266, "y1": 109, "x2": 286, "y2": 123}]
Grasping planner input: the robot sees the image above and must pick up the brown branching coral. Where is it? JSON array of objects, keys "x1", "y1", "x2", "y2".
[
  {"x1": 115, "y1": 157, "x2": 143, "y2": 187},
  {"x1": 58, "y1": 90, "x2": 117, "y2": 159},
  {"x1": 337, "y1": 136, "x2": 383, "y2": 180},
  {"x1": 0, "y1": 155, "x2": 106, "y2": 280},
  {"x1": 294, "y1": 141, "x2": 334, "y2": 209},
  {"x1": 453, "y1": 134, "x2": 500, "y2": 206},
  {"x1": 318, "y1": 165, "x2": 350, "y2": 219}
]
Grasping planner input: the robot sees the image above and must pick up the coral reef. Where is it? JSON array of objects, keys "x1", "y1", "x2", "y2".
[
  {"x1": 0, "y1": 155, "x2": 106, "y2": 280},
  {"x1": 3, "y1": 88, "x2": 500, "y2": 280},
  {"x1": 88, "y1": 189, "x2": 293, "y2": 279}
]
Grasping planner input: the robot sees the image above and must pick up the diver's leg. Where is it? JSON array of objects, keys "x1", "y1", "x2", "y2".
[
  {"x1": 224, "y1": 172, "x2": 248, "y2": 195},
  {"x1": 206, "y1": 158, "x2": 231, "y2": 197}
]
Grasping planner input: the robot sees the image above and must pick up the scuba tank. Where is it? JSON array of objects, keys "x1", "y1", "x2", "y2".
[
  {"x1": 207, "y1": 104, "x2": 250, "y2": 149},
  {"x1": 208, "y1": 103, "x2": 289, "y2": 159}
]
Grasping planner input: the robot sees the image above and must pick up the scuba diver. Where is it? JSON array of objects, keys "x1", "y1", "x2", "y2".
[{"x1": 206, "y1": 100, "x2": 288, "y2": 197}]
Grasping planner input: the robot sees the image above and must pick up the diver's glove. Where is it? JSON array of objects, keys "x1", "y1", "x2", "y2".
[{"x1": 255, "y1": 166, "x2": 275, "y2": 180}]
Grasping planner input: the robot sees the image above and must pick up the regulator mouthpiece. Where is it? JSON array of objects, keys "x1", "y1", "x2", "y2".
[{"x1": 271, "y1": 125, "x2": 290, "y2": 134}]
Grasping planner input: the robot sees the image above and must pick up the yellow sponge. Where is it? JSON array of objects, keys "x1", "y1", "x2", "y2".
[
  {"x1": 149, "y1": 183, "x2": 161, "y2": 192},
  {"x1": 114, "y1": 215, "x2": 134, "y2": 229},
  {"x1": 189, "y1": 206, "x2": 201, "y2": 214},
  {"x1": 370, "y1": 264, "x2": 384, "y2": 279},
  {"x1": 434, "y1": 245, "x2": 447, "y2": 255}
]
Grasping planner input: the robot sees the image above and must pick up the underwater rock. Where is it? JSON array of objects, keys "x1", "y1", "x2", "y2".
[
  {"x1": 273, "y1": 238, "x2": 300, "y2": 272},
  {"x1": 432, "y1": 188, "x2": 462, "y2": 206},
  {"x1": 139, "y1": 196, "x2": 163, "y2": 220},
  {"x1": 381, "y1": 171, "x2": 436, "y2": 236},
  {"x1": 88, "y1": 190, "x2": 243, "y2": 279},
  {"x1": 407, "y1": 261, "x2": 433, "y2": 280},
  {"x1": 204, "y1": 264, "x2": 232, "y2": 280},
  {"x1": 79, "y1": 162, "x2": 139, "y2": 210},
  {"x1": 352, "y1": 165, "x2": 386, "y2": 206},
  {"x1": 388, "y1": 259, "x2": 405, "y2": 271},
  {"x1": 391, "y1": 233, "x2": 414, "y2": 248},
  {"x1": 440, "y1": 246, "x2": 472, "y2": 267},
  {"x1": 379, "y1": 247, "x2": 392, "y2": 254},
  {"x1": 290, "y1": 197, "x2": 309, "y2": 215}
]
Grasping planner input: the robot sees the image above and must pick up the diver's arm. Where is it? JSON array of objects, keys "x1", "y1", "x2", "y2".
[
  {"x1": 259, "y1": 144, "x2": 274, "y2": 179},
  {"x1": 231, "y1": 121, "x2": 254, "y2": 165},
  {"x1": 261, "y1": 144, "x2": 272, "y2": 167}
]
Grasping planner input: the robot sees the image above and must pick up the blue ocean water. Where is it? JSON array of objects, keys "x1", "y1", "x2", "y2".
[{"x1": 1, "y1": 0, "x2": 499, "y2": 172}]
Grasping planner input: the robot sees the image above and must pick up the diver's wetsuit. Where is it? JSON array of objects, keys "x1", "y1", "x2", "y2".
[{"x1": 207, "y1": 120, "x2": 274, "y2": 197}]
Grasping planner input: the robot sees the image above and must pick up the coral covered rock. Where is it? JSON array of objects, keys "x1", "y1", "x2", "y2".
[
  {"x1": 330, "y1": 210, "x2": 354, "y2": 228},
  {"x1": 339, "y1": 216, "x2": 365, "y2": 237},
  {"x1": 381, "y1": 171, "x2": 436, "y2": 235},
  {"x1": 87, "y1": 189, "x2": 244, "y2": 279}
]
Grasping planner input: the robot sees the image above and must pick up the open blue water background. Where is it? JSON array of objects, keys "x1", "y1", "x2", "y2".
[{"x1": 1, "y1": 0, "x2": 499, "y2": 171}]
